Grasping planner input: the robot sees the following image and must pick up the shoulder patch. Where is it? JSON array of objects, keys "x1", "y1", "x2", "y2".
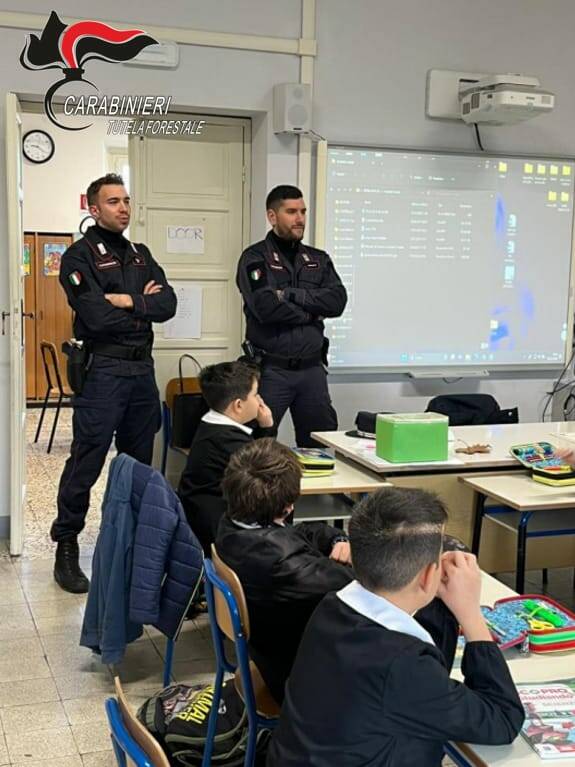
[
  {"x1": 246, "y1": 261, "x2": 268, "y2": 291},
  {"x1": 67, "y1": 270, "x2": 90, "y2": 297}
]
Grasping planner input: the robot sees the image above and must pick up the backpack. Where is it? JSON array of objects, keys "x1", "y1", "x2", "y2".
[
  {"x1": 426, "y1": 394, "x2": 518, "y2": 427},
  {"x1": 137, "y1": 681, "x2": 267, "y2": 766}
]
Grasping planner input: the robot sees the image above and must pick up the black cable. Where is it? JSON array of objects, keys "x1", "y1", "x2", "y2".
[
  {"x1": 541, "y1": 346, "x2": 575, "y2": 422},
  {"x1": 473, "y1": 123, "x2": 485, "y2": 152}
]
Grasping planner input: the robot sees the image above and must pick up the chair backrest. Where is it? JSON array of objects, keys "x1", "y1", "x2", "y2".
[
  {"x1": 40, "y1": 340, "x2": 64, "y2": 393},
  {"x1": 210, "y1": 544, "x2": 251, "y2": 641},
  {"x1": 165, "y1": 376, "x2": 202, "y2": 413},
  {"x1": 110, "y1": 676, "x2": 170, "y2": 767}
]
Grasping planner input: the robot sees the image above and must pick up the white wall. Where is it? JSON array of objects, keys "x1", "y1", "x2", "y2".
[
  {"x1": 22, "y1": 114, "x2": 127, "y2": 232},
  {"x1": 311, "y1": 0, "x2": 575, "y2": 434}
]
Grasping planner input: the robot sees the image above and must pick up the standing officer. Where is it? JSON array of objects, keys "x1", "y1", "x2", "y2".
[
  {"x1": 237, "y1": 185, "x2": 347, "y2": 446},
  {"x1": 51, "y1": 173, "x2": 177, "y2": 593}
]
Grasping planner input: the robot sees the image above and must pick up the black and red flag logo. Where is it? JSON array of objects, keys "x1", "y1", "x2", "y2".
[{"x1": 20, "y1": 11, "x2": 157, "y2": 130}]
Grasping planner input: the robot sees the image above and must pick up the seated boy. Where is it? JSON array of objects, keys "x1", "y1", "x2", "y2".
[
  {"x1": 217, "y1": 438, "x2": 353, "y2": 704},
  {"x1": 178, "y1": 360, "x2": 274, "y2": 556},
  {"x1": 268, "y1": 487, "x2": 525, "y2": 767}
]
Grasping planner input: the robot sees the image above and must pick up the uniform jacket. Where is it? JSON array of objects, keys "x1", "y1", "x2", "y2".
[
  {"x1": 215, "y1": 516, "x2": 353, "y2": 704},
  {"x1": 81, "y1": 453, "x2": 203, "y2": 665},
  {"x1": 236, "y1": 231, "x2": 347, "y2": 359},
  {"x1": 59, "y1": 226, "x2": 177, "y2": 360},
  {"x1": 268, "y1": 593, "x2": 524, "y2": 767}
]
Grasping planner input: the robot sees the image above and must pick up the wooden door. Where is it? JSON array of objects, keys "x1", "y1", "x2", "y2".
[
  {"x1": 35, "y1": 233, "x2": 73, "y2": 395},
  {"x1": 23, "y1": 233, "x2": 36, "y2": 399}
]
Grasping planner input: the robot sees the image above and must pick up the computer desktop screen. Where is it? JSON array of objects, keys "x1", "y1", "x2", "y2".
[{"x1": 324, "y1": 146, "x2": 575, "y2": 371}]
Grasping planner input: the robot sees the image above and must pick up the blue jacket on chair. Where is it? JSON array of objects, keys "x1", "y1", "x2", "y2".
[{"x1": 80, "y1": 453, "x2": 203, "y2": 665}]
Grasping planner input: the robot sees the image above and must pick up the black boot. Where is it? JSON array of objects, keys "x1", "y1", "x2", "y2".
[{"x1": 54, "y1": 539, "x2": 90, "y2": 594}]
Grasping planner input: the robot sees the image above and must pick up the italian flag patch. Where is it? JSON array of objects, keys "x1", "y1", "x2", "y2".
[
  {"x1": 69, "y1": 271, "x2": 82, "y2": 286},
  {"x1": 250, "y1": 268, "x2": 262, "y2": 281}
]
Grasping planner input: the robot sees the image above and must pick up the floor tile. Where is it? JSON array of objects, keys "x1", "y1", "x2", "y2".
[
  {"x1": 0, "y1": 604, "x2": 36, "y2": 641},
  {"x1": 82, "y1": 752, "x2": 116, "y2": 767},
  {"x1": 0, "y1": 581, "x2": 26, "y2": 606},
  {"x1": 63, "y1": 695, "x2": 111, "y2": 726},
  {"x1": 11, "y1": 758, "x2": 82, "y2": 767},
  {"x1": 171, "y1": 658, "x2": 217, "y2": 689},
  {"x1": 0, "y1": 677, "x2": 59, "y2": 709},
  {"x1": 72, "y1": 720, "x2": 114, "y2": 754},
  {"x1": 1, "y1": 700, "x2": 68, "y2": 735},
  {"x1": 34, "y1": 610, "x2": 85, "y2": 637},
  {"x1": 0, "y1": 636, "x2": 44, "y2": 661},
  {"x1": 5, "y1": 725, "x2": 79, "y2": 762},
  {"x1": 0, "y1": 653, "x2": 51, "y2": 682},
  {"x1": 54, "y1": 672, "x2": 115, "y2": 701},
  {"x1": 0, "y1": 732, "x2": 8, "y2": 766}
]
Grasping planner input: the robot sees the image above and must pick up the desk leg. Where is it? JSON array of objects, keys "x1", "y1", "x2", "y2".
[
  {"x1": 471, "y1": 493, "x2": 486, "y2": 556},
  {"x1": 516, "y1": 511, "x2": 533, "y2": 594}
]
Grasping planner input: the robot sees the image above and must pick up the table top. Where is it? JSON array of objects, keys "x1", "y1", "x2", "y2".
[
  {"x1": 311, "y1": 422, "x2": 575, "y2": 475},
  {"x1": 462, "y1": 472, "x2": 575, "y2": 510},
  {"x1": 454, "y1": 573, "x2": 575, "y2": 766},
  {"x1": 299, "y1": 456, "x2": 390, "y2": 495}
]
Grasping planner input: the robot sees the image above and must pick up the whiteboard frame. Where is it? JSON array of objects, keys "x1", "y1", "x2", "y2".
[{"x1": 315, "y1": 142, "x2": 575, "y2": 376}]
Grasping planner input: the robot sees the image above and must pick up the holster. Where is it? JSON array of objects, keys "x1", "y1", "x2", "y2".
[{"x1": 62, "y1": 341, "x2": 92, "y2": 396}]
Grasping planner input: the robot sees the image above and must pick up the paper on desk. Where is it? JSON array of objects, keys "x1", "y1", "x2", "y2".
[{"x1": 162, "y1": 282, "x2": 202, "y2": 339}]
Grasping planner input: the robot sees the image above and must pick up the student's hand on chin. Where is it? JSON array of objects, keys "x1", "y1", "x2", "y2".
[
  {"x1": 257, "y1": 402, "x2": 274, "y2": 428},
  {"x1": 330, "y1": 541, "x2": 352, "y2": 565},
  {"x1": 436, "y1": 551, "x2": 482, "y2": 622}
]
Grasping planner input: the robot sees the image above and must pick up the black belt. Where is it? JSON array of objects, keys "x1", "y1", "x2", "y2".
[
  {"x1": 92, "y1": 342, "x2": 152, "y2": 361},
  {"x1": 261, "y1": 351, "x2": 322, "y2": 371}
]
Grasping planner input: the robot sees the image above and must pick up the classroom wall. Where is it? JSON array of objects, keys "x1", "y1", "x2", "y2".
[
  {"x1": 22, "y1": 114, "x2": 127, "y2": 233},
  {"x1": 311, "y1": 0, "x2": 575, "y2": 434}
]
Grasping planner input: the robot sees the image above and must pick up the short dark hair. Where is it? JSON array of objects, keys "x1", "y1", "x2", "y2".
[
  {"x1": 199, "y1": 360, "x2": 260, "y2": 412},
  {"x1": 87, "y1": 173, "x2": 125, "y2": 206},
  {"x1": 266, "y1": 185, "x2": 304, "y2": 212},
  {"x1": 222, "y1": 438, "x2": 301, "y2": 526},
  {"x1": 349, "y1": 487, "x2": 447, "y2": 592}
]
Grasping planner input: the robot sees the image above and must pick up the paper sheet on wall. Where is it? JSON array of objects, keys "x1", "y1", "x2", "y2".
[
  {"x1": 166, "y1": 225, "x2": 205, "y2": 254},
  {"x1": 163, "y1": 283, "x2": 203, "y2": 339}
]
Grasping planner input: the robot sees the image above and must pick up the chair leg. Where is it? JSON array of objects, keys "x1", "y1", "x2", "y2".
[
  {"x1": 163, "y1": 637, "x2": 175, "y2": 687},
  {"x1": 201, "y1": 667, "x2": 225, "y2": 767},
  {"x1": 34, "y1": 389, "x2": 50, "y2": 443},
  {"x1": 244, "y1": 722, "x2": 258, "y2": 767},
  {"x1": 542, "y1": 568, "x2": 548, "y2": 587},
  {"x1": 110, "y1": 736, "x2": 127, "y2": 767},
  {"x1": 47, "y1": 395, "x2": 63, "y2": 454}
]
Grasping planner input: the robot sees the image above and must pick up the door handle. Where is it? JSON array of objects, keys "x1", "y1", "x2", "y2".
[
  {"x1": 1, "y1": 311, "x2": 10, "y2": 336},
  {"x1": 22, "y1": 312, "x2": 34, "y2": 320}
]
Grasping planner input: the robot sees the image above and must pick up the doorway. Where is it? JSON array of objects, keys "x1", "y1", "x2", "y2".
[{"x1": 8, "y1": 101, "x2": 251, "y2": 556}]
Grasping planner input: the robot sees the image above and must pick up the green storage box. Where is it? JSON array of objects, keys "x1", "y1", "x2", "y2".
[{"x1": 376, "y1": 412, "x2": 448, "y2": 463}]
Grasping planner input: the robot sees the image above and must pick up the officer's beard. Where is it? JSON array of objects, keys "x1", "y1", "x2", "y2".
[{"x1": 274, "y1": 224, "x2": 305, "y2": 242}]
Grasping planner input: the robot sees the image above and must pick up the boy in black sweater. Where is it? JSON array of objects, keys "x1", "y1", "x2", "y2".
[
  {"x1": 178, "y1": 361, "x2": 274, "y2": 555},
  {"x1": 269, "y1": 487, "x2": 525, "y2": 767},
  {"x1": 217, "y1": 439, "x2": 353, "y2": 704}
]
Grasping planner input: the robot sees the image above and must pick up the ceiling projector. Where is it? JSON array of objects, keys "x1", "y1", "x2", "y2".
[{"x1": 459, "y1": 74, "x2": 555, "y2": 125}]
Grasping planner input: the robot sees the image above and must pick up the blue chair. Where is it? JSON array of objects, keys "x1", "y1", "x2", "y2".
[
  {"x1": 202, "y1": 550, "x2": 280, "y2": 767},
  {"x1": 106, "y1": 676, "x2": 170, "y2": 767}
]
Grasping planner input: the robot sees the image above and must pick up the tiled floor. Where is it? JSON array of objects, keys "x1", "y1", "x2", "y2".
[
  {"x1": 24, "y1": 408, "x2": 109, "y2": 559},
  {"x1": 0, "y1": 406, "x2": 571, "y2": 766},
  {"x1": 0, "y1": 541, "x2": 216, "y2": 766},
  {"x1": 0, "y1": 407, "x2": 215, "y2": 766}
]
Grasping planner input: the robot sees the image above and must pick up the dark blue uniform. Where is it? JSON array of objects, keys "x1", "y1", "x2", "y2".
[
  {"x1": 237, "y1": 231, "x2": 347, "y2": 446},
  {"x1": 51, "y1": 224, "x2": 177, "y2": 543}
]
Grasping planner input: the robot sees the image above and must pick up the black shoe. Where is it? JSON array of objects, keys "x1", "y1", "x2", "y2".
[{"x1": 54, "y1": 539, "x2": 90, "y2": 594}]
